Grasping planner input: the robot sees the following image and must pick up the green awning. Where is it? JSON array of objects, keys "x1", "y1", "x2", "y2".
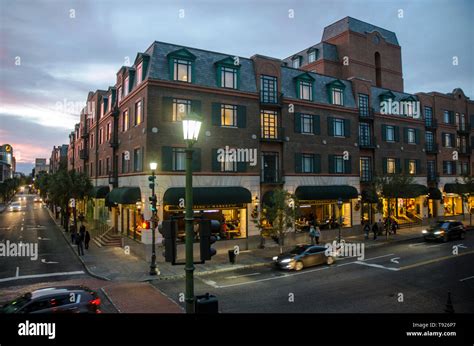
[
  {"x1": 428, "y1": 187, "x2": 442, "y2": 200},
  {"x1": 163, "y1": 187, "x2": 252, "y2": 206},
  {"x1": 295, "y1": 185, "x2": 358, "y2": 201},
  {"x1": 90, "y1": 186, "x2": 110, "y2": 199},
  {"x1": 107, "y1": 187, "x2": 141, "y2": 205},
  {"x1": 361, "y1": 189, "x2": 379, "y2": 203},
  {"x1": 444, "y1": 183, "x2": 473, "y2": 194}
]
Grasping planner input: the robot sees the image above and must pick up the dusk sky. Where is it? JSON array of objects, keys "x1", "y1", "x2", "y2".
[{"x1": 1, "y1": 0, "x2": 473, "y2": 174}]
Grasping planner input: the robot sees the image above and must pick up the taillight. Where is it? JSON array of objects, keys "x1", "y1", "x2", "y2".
[{"x1": 89, "y1": 298, "x2": 101, "y2": 306}]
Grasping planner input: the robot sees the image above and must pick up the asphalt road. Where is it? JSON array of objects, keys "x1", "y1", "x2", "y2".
[{"x1": 152, "y1": 234, "x2": 474, "y2": 313}]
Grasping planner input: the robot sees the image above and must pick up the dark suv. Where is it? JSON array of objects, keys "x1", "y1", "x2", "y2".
[
  {"x1": 1, "y1": 286, "x2": 101, "y2": 314},
  {"x1": 422, "y1": 221, "x2": 466, "y2": 242}
]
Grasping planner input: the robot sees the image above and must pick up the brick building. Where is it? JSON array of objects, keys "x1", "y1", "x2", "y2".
[
  {"x1": 67, "y1": 16, "x2": 473, "y2": 248},
  {"x1": 49, "y1": 144, "x2": 68, "y2": 174}
]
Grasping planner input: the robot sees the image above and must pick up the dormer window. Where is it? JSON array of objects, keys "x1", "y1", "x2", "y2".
[
  {"x1": 295, "y1": 73, "x2": 314, "y2": 101},
  {"x1": 308, "y1": 50, "x2": 317, "y2": 63},
  {"x1": 327, "y1": 80, "x2": 346, "y2": 106},
  {"x1": 118, "y1": 86, "x2": 122, "y2": 103},
  {"x1": 124, "y1": 77, "x2": 129, "y2": 96},
  {"x1": 136, "y1": 63, "x2": 143, "y2": 85},
  {"x1": 292, "y1": 56, "x2": 301, "y2": 68},
  {"x1": 167, "y1": 48, "x2": 196, "y2": 83},
  {"x1": 215, "y1": 57, "x2": 240, "y2": 89}
]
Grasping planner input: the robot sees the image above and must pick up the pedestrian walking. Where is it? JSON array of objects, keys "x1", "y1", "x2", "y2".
[
  {"x1": 76, "y1": 228, "x2": 84, "y2": 256},
  {"x1": 363, "y1": 222, "x2": 370, "y2": 240},
  {"x1": 391, "y1": 219, "x2": 398, "y2": 235},
  {"x1": 372, "y1": 222, "x2": 378, "y2": 240},
  {"x1": 314, "y1": 225, "x2": 321, "y2": 245},
  {"x1": 84, "y1": 229, "x2": 90, "y2": 250},
  {"x1": 309, "y1": 224, "x2": 316, "y2": 245},
  {"x1": 70, "y1": 226, "x2": 77, "y2": 244}
]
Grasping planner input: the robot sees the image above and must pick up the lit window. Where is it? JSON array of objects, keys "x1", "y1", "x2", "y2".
[
  {"x1": 299, "y1": 81, "x2": 312, "y2": 101},
  {"x1": 124, "y1": 77, "x2": 129, "y2": 96},
  {"x1": 261, "y1": 110, "x2": 279, "y2": 139},
  {"x1": 172, "y1": 99, "x2": 191, "y2": 122},
  {"x1": 387, "y1": 158, "x2": 396, "y2": 174},
  {"x1": 136, "y1": 63, "x2": 143, "y2": 84},
  {"x1": 122, "y1": 110, "x2": 129, "y2": 131},
  {"x1": 221, "y1": 67, "x2": 237, "y2": 89},
  {"x1": 135, "y1": 100, "x2": 142, "y2": 125},
  {"x1": 332, "y1": 88, "x2": 344, "y2": 105},
  {"x1": 221, "y1": 105, "x2": 237, "y2": 127},
  {"x1": 408, "y1": 160, "x2": 416, "y2": 174},
  {"x1": 174, "y1": 59, "x2": 192, "y2": 82}
]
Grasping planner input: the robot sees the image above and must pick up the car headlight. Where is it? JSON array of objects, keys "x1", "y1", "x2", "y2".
[
  {"x1": 422, "y1": 230, "x2": 428, "y2": 234},
  {"x1": 434, "y1": 230, "x2": 445, "y2": 235},
  {"x1": 272, "y1": 256, "x2": 278, "y2": 261},
  {"x1": 280, "y1": 258, "x2": 292, "y2": 264}
]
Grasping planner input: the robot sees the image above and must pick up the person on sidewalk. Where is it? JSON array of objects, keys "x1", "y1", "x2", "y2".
[
  {"x1": 363, "y1": 221, "x2": 371, "y2": 240},
  {"x1": 391, "y1": 219, "x2": 398, "y2": 235},
  {"x1": 84, "y1": 228, "x2": 90, "y2": 250},
  {"x1": 372, "y1": 221, "x2": 378, "y2": 240},
  {"x1": 71, "y1": 226, "x2": 77, "y2": 244},
  {"x1": 309, "y1": 224, "x2": 316, "y2": 244},
  {"x1": 76, "y1": 228, "x2": 84, "y2": 256},
  {"x1": 314, "y1": 224, "x2": 321, "y2": 245}
]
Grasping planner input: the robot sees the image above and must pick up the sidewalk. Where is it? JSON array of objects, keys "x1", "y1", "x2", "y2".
[{"x1": 57, "y1": 218, "x2": 432, "y2": 282}]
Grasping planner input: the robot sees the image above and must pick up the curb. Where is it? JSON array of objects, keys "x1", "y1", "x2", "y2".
[
  {"x1": 99, "y1": 287, "x2": 121, "y2": 313},
  {"x1": 46, "y1": 208, "x2": 112, "y2": 282}
]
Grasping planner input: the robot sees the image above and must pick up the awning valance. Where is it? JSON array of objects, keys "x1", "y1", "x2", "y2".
[
  {"x1": 383, "y1": 184, "x2": 428, "y2": 198},
  {"x1": 428, "y1": 187, "x2": 442, "y2": 200},
  {"x1": 163, "y1": 187, "x2": 252, "y2": 206},
  {"x1": 444, "y1": 183, "x2": 473, "y2": 194},
  {"x1": 295, "y1": 185, "x2": 358, "y2": 201},
  {"x1": 90, "y1": 186, "x2": 110, "y2": 199},
  {"x1": 107, "y1": 187, "x2": 141, "y2": 205},
  {"x1": 361, "y1": 189, "x2": 379, "y2": 203}
]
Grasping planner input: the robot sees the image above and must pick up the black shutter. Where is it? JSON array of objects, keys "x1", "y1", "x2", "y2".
[
  {"x1": 382, "y1": 158, "x2": 387, "y2": 174},
  {"x1": 416, "y1": 159, "x2": 421, "y2": 174},
  {"x1": 442, "y1": 161, "x2": 447, "y2": 174},
  {"x1": 415, "y1": 129, "x2": 420, "y2": 144},
  {"x1": 295, "y1": 153, "x2": 302, "y2": 173},
  {"x1": 328, "y1": 154, "x2": 335, "y2": 173},
  {"x1": 161, "y1": 146, "x2": 172, "y2": 171},
  {"x1": 211, "y1": 148, "x2": 220, "y2": 172},
  {"x1": 313, "y1": 154, "x2": 321, "y2": 173},
  {"x1": 403, "y1": 127, "x2": 408, "y2": 143},
  {"x1": 394, "y1": 126, "x2": 400, "y2": 142},
  {"x1": 192, "y1": 148, "x2": 201, "y2": 172},
  {"x1": 191, "y1": 100, "x2": 201, "y2": 114},
  {"x1": 381, "y1": 125, "x2": 387, "y2": 141},
  {"x1": 344, "y1": 119, "x2": 351, "y2": 138},
  {"x1": 441, "y1": 132, "x2": 446, "y2": 146},
  {"x1": 162, "y1": 97, "x2": 173, "y2": 121},
  {"x1": 294, "y1": 113, "x2": 302, "y2": 133},
  {"x1": 344, "y1": 156, "x2": 352, "y2": 174},
  {"x1": 237, "y1": 105, "x2": 246, "y2": 128},
  {"x1": 395, "y1": 158, "x2": 402, "y2": 173},
  {"x1": 237, "y1": 161, "x2": 247, "y2": 172},
  {"x1": 211, "y1": 103, "x2": 221, "y2": 126},
  {"x1": 313, "y1": 114, "x2": 320, "y2": 135},
  {"x1": 449, "y1": 111, "x2": 454, "y2": 124},
  {"x1": 404, "y1": 159, "x2": 409, "y2": 173},
  {"x1": 327, "y1": 116, "x2": 334, "y2": 136}
]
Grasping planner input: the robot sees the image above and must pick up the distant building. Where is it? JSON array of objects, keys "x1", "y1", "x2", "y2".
[
  {"x1": 0, "y1": 144, "x2": 15, "y2": 183},
  {"x1": 34, "y1": 158, "x2": 49, "y2": 177},
  {"x1": 49, "y1": 145, "x2": 69, "y2": 173}
]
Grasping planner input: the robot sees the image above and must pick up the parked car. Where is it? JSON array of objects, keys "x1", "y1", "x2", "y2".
[
  {"x1": 422, "y1": 221, "x2": 466, "y2": 242},
  {"x1": 8, "y1": 202, "x2": 22, "y2": 212},
  {"x1": 0, "y1": 286, "x2": 101, "y2": 314},
  {"x1": 273, "y1": 244, "x2": 335, "y2": 271}
]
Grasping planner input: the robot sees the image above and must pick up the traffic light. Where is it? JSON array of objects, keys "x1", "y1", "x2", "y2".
[
  {"x1": 148, "y1": 175, "x2": 155, "y2": 189},
  {"x1": 161, "y1": 220, "x2": 177, "y2": 263},
  {"x1": 148, "y1": 195, "x2": 157, "y2": 212},
  {"x1": 200, "y1": 219, "x2": 220, "y2": 261}
]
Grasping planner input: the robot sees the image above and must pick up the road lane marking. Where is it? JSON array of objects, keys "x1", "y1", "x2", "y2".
[
  {"x1": 0, "y1": 270, "x2": 85, "y2": 283},
  {"x1": 364, "y1": 253, "x2": 395, "y2": 261},
  {"x1": 354, "y1": 261, "x2": 399, "y2": 271},
  {"x1": 41, "y1": 259, "x2": 59, "y2": 264},
  {"x1": 409, "y1": 243, "x2": 426, "y2": 247},
  {"x1": 225, "y1": 273, "x2": 261, "y2": 279},
  {"x1": 390, "y1": 257, "x2": 400, "y2": 264},
  {"x1": 205, "y1": 266, "x2": 330, "y2": 289},
  {"x1": 459, "y1": 275, "x2": 474, "y2": 282},
  {"x1": 399, "y1": 250, "x2": 474, "y2": 271}
]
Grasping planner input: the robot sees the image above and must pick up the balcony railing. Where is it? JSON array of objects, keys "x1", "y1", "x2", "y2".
[
  {"x1": 358, "y1": 107, "x2": 375, "y2": 120},
  {"x1": 259, "y1": 92, "x2": 283, "y2": 106},
  {"x1": 260, "y1": 126, "x2": 285, "y2": 142},
  {"x1": 457, "y1": 124, "x2": 471, "y2": 134},
  {"x1": 358, "y1": 136, "x2": 377, "y2": 149},
  {"x1": 425, "y1": 118, "x2": 438, "y2": 129},
  {"x1": 261, "y1": 169, "x2": 284, "y2": 184},
  {"x1": 425, "y1": 143, "x2": 439, "y2": 154},
  {"x1": 427, "y1": 172, "x2": 439, "y2": 182},
  {"x1": 79, "y1": 149, "x2": 88, "y2": 160}
]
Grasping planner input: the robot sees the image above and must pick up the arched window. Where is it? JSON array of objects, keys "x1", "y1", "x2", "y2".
[{"x1": 375, "y1": 52, "x2": 381, "y2": 87}]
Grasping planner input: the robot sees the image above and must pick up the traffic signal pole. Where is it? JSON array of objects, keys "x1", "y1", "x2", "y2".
[
  {"x1": 149, "y1": 170, "x2": 158, "y2": 276},
  {"x1": 185, "y1": 147, "x2": 195, "y2": 313}
]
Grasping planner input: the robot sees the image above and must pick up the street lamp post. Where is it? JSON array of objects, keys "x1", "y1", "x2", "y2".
[
  {"x1": 337, "y1": 198, "x2": 343, "y2": 243},
  {"x1": 182, "y1": 113, "x2": 202, "y2": 314},
  {"x1": 149, "y1": 162, "x2": 159, "y2": 276}
]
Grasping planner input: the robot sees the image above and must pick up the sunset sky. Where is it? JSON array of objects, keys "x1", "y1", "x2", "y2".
[{"x1": 1, "y1": 0, "x2": 472, "y2": 174}]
